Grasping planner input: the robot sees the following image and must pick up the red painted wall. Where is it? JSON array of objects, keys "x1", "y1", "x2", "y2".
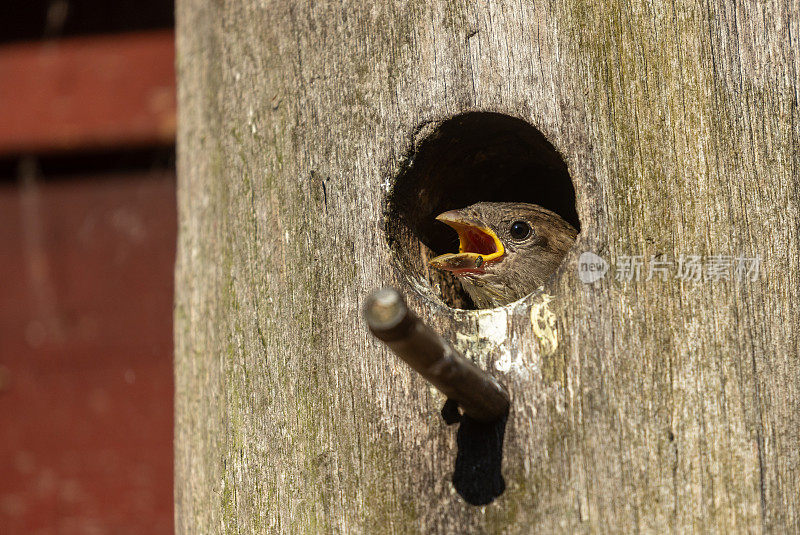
[
  {"x1": 0, "y1": 172, "x2": 175, "y2": 533},
  {"x1": 0, "y1": 30, "x2": 175, "y2": 156}
]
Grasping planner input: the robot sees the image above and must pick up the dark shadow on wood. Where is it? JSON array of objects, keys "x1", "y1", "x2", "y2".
[{"x1": 442, "y1": 400, "x2": 508, "y2": 506}]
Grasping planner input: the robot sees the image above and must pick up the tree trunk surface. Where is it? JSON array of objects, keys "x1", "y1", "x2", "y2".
[{"x1": 174, "y1": 0, "x2": 800, "y2": 532}]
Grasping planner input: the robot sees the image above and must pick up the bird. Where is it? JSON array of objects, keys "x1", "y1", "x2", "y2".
[{"x1": 429, "y1": 202, "x2": 578, "y2": 308}]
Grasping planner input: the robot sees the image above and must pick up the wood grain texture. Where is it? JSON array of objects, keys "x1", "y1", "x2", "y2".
[{"x1": 174, "y1": 0, "x2": 800, "y2": 532}]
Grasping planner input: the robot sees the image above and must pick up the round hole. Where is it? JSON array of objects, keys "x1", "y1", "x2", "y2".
[{"x1": 386, "y1": 112, "x2": 580, "y2": 309}]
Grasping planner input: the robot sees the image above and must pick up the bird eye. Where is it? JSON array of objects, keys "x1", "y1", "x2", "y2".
[{"x1": 509, "y1": 220, "x2": 532, "y2": 241}]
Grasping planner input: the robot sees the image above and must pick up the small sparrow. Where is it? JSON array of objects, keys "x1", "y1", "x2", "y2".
[{"x1": 429, "y1": 202, "x2": 577, "y2": 308}]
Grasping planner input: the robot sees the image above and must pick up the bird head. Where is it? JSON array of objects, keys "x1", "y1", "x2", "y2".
[{"x1": 429, "y1": 202, "x2": 577, "y2": 307}]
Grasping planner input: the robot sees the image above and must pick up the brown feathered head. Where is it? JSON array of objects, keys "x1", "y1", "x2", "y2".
[{"x1": 429, "y1": 202, "x2": 577, "y2": 308}]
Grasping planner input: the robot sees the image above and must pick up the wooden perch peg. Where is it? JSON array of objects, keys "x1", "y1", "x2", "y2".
[{"x1": 363, "y1": 288, "x2": 510, "y2": 422}]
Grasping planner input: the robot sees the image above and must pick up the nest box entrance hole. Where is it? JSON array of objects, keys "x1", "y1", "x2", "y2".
[{"x1": 386, "y1": 112, "x2": 580, "y2": 309}]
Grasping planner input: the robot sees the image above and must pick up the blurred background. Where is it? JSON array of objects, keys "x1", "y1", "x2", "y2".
[{"x1": 1, "y1": 2, "x2": 176, "y2": 533}]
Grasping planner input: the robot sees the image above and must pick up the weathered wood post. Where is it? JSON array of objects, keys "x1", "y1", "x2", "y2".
[{"x1": 175, "y1": 0, "x2": 800, "y2": 532}]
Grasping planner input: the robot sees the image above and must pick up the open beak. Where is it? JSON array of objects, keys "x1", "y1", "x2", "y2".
[{"x1": 429, "y1": 209, "x2": 505, "y2": 274}]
